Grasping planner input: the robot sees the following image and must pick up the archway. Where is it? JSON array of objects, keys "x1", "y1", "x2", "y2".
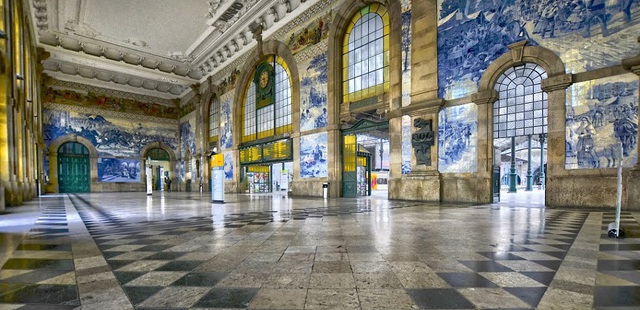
[{"x1": 57, "y1": 142, "x2": 90, "y2": 193}]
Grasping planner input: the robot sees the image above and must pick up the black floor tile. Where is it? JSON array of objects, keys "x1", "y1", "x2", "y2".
[
  {"x1": 477, "y1": 252, "x2": 525, "y2": 260},
  {"x1": 600, "y1": 244, "x2": 640, "y2": 251},
  {"x1": 135, "y1": 245, "x2": 175, "y2": 252},
  {"x1": 155, "y1": 260, "x2": 202, "y2": 272},
  {"x1": 144, "y1": 252, "x2": 187, "y2": 260},
  {"x1": 15, "y1": 244, "x2": 72, "y2": 251},
  {"x1": 107, "y1": 260, "x2": 136, "y2": 271},
  {"x1": 540, "y1": 251, "x2": 568, "y2": 259},
  {"x1": 458, "y1": 261, "x2": 514, "y2": 272},
  {"x1": 407, "y1": 288, "x2": 476, "y2": 309},
  {"x1": 0, "y1": 284, "x2": 79, "y2": 305},
  {"x1": 597, "y1": 260, "x2": 640, "y2": 271},
  {"x1": 594, "y1": 286, "x2": 640, "y2": 307},
  {"x1": 122, "y1": 286, "x2": 164, "y2": 305},
  {"x1": 114, "y1": 271, "x2": 146, "y2": 285},
  {"x1": 530, "y1": 260, "x2": 562, "y2": 271},
  {"x1": 102, "y1": 251, "x2": 128, "y2": 259},
  {"x1": 504, "y1": 287, "x2": 547, "y2": 307},
  {"x1": 1, "y1": 259, "x2": 74, "y2": 271},
  {"x1": 193, "y1": 288, "x2": 259, "y2": 308},
  {"x1": 520, "y1": 271, "x2": 555, "y2": 286},
  {"x1": 13, "y1": 305, "x2": 78, "y2": 310},
  {"x1": 171, "y1": 272, "x2": 228, "y2": 286},
  {"x1": 0, "y1": 270, "x2": 71, "y2": 284},
  {"x1": 437, "y1": 272, "x2": 499, "y2": 288}
]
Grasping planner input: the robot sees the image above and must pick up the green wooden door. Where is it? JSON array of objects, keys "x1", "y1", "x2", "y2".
[
  {"x1": 58, "y1": 142, "x2": 90, "y2": 193},
  {"x1": 342, "y1": 134, "x2": 357, "y2": 198}
]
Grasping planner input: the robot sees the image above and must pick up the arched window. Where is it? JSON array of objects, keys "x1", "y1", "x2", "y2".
[
  {"x1": 343, "y1": 3, "x2": 390, "y2": 103},
  {"x1": 209, "y1": 95, "x2": 219, "y2": 144},
  {"x1": 493, "y1": 63, "x2": 548, "y2": 138},
  {"x1": 242, "y1": 55, "x2": 292, "y2": 143}
]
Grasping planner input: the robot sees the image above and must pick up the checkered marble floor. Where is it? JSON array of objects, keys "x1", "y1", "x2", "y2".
[{"x1": 0, "y1": 192, "x2": 638, "y2": 309}]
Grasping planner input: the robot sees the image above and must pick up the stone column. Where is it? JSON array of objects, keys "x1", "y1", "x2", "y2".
[
  {"x1": 472, "y1": 90, "x2": 499, "y2": 203},
  {"x1": 539, "y1": 134, "x2": 546, "y2": 190},
  {"x1": 621, "y1": 39, "x2": 640, "y2": 209},
  {"x1": 526, "y1": 135, "x2": 533, "y2": 191},
  {"x1": 410, "y1": 0, "x2": 439, "y2": 102},
  {"x1": 509, "y1": 137, "x2": 517, "y2": 193}
]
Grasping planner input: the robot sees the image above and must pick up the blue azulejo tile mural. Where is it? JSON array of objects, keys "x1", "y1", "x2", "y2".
[
  {"x1": 401, "y1": 9, "x2": 412, "y2": 108},
  {"x1": 220, "y1": 91, "x2": 234, "y2": 149},
  {"x1": 224, "y1": 152, "x2": 234, "y2": 181},
  {"x1": 300, "y1": 53, "x2": 328, "y2": 132},
  {"x1": 566, "y1": 73, "x2": 638, "y2": 169},
  {"x1": 43, "y1": 109, "x2": 178, "y2": 157},
  {"x1": 402, "y1": 115, "x2": 412, "y2": 174},
  {"x1": 300, "y1": 132, "x2": 328, "y2": 178},
  {"x1": 180, "y1": 112, "x2": 196, "y2": 158},
  {"x1": 97, "y1": 158, "x2": 140, "y2": 182},
  {"x1": 438, "y1": 103, "x2": 478, "y2": 173},
  {"x1": 437, "y1": 0, "x2": 640, "y2": 100}
]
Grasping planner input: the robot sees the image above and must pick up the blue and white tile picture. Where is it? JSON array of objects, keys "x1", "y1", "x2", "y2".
[
  {"x1": 566, "y1": 73, "x2": 638, "y2": 169},
  {"x1": 220, "y1": 91, "x2": 234, "y2": 149},
  {"x1": 401, "y1": 10, "x2": 412, "y2": 108},
  {"x1": 97, "y1": 158, "x2": 140, "y2": 182},
  {"x1": 43, "y1": 109, "x2": 178, "y2": 157},
  {"x1": 300, "y1": 53, "x2": 328, "y2": 131},
  {"x1": 438, "y1": 103, "x2": 478, "y2": 173},
  {"x1": 300, "y1": 132, "x2": 328, "y2": 178},
  {"x1": 438, "y1": 0, "x2": 640, "y2": 100},
  {"x1": 402, "y1": 115, "x2": 412, "y2": 174},
  {"x1": 180, "y1": 112, "x2": 196, "y2": 158},
  {"x1": 224, "y1": 152, "x2": 234, "y2": 181}
]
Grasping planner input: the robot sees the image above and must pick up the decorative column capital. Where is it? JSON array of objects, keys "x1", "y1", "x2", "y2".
[
  {"x1": 541, "y1": 73, "x2": 573, "y2": 92},
  {"x1": 472, "y1": 89, "x2": 498, "y2": 105},
  {"x1": 622, "y1": 55, "x2": 640, "y2": 76}
]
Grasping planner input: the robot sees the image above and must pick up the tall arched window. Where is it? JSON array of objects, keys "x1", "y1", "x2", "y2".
[
  {"x1": 493, "y1": 63, "x2": 548, "y2": 138},
  {"x1": 209, "y1": 95, "x2": 219, "y2": 144},
  {"x1": 343, "y1": 3, "x2": 390, "y2": 103},
  {"x1": 242, "y1": 55, "x2": 292, "y2": 143}
]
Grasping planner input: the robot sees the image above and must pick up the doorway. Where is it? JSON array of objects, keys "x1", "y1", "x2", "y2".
[
  {"x1": 146, "y1": 148, "x2": 171, "y2": 192},
  {"x1": 244, "y1": 162, "x2": 293, "y2": 194},
  {"x1": 491, "y1": 64, "x2": 548, "y2": 206},
  {"x1": 57, "y1": 142, "x2": 90, "y2": 193},
  {"x1": 341, "y1": 118, "x2": 389, "y2": 198}
]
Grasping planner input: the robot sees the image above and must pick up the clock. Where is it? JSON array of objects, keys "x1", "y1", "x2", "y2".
[{"x1": 259, "y1": 70, "x2": 270, "y2": 89}]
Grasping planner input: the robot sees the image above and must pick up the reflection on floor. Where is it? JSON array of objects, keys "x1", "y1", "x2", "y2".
[
  {"x1": 499, "y1": 189, "x2": 545, "y2": 207},
  {"x1": 0, "y1": 192, "x2": 639, "y2": 309}
]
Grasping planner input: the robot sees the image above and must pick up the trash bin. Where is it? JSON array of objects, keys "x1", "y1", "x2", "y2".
[{"x1": 322, "y1": 182, "x2": 329, "y2": 199}]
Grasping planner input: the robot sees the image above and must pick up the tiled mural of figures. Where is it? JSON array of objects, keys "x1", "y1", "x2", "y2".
[
  {"x1": 566, "y1": 73, "x2": 639, "y2": 169},
  {"x1": 224, "y1": 152, "x2": 234, "y2": 181},
  {"x1": 97, "y1": 158, "x2": 140, "y2": 183},
  {"x1": 437, "y1": 0, "x2": 640, "y2": 100},
  {"x1": 300, "y1": 132, "x2": 328, "y2": 178},
  {"x1": 286, "y1": 11, "x2": 331, "y2": 55},
  {"x1": 401, "y1": 9, "x2": 412, "y2": 108},
  {"x1": 300, "y1": 53, "x2": 328, "y2": 131},
  {"x1": 438, "y1": 103, "x2": 478, "y2": 173},
  {"x1": 180, "y1": 113, "x2": 196, "y2": 158},
  {"x1": 220, "y1": 91, "x2": 234, "y2": 149},
  {"x1": 402, "y1": 116, "x2": 412, "y2": 174},
  {"x1": 43, "y1": 109, "x2": 178, "y2": 157}
]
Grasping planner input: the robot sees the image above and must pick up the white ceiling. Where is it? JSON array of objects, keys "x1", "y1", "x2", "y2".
[{"x1": 29, "y1": 0, "x2": 318, "y2": 103}]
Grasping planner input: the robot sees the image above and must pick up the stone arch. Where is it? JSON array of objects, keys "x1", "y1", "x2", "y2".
[
  {"x1": 478, "y1": 42, "x2": 566, "y2": 93},
  {"x1": 140, "y1": 141, "x2": 177, "y2": 161},
  {"x1": 327, "y1": 0, "x2": 403, "y2": 125},
  {"x1": 473, "y1": 41, "x2": 568, "y2": 204},
  {"x1": 232, "y1": 39, "x2": 301, "y2": 148},
  {"x1": 201, "y1": 91, "x2": 221, "y2": 153},
  {"x1": 46, "y1": 134, "x2": 98, "y2": 193}
]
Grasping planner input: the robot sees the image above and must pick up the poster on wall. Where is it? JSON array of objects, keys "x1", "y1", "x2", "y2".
[
  {"x1": 224, "y1": 152, "x2": 234, "y2": 180},
  {"x1": 566, "y1": 73, "x2": 638, "y2": 169},
  {"x1": 300, "y1": 132, "x2": 328, "y2": 178},
  {"x1": 438, "y1": 103, "x2": 478, "y2": 173},
  {"x1": 97, "y1": 158, "x2": 140, "y2": 182}
]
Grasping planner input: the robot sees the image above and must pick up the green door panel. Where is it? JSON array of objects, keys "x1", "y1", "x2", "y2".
[{"x1": 58, "y1": 142, "x2": 90, "y2": 193}]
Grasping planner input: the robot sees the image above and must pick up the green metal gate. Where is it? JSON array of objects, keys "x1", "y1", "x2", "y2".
[{"x1": 58, "y1": 142, "x2": 90, "y2": 193}]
